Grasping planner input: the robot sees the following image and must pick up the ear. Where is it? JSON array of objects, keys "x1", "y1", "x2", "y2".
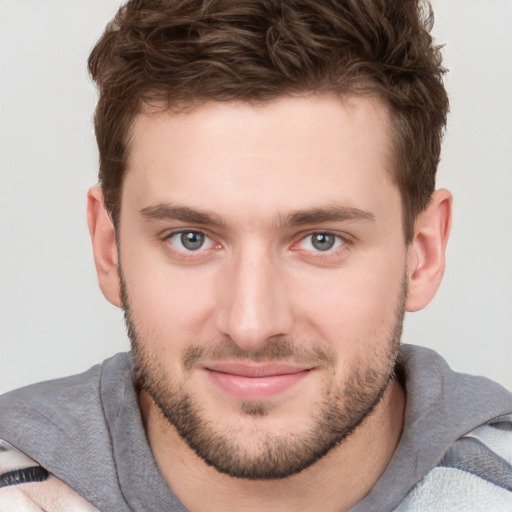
[
  {"x1": 406, "y1": 188, "x2": 452, "y2": 312},
  {"x1": 87, "y1": 186, "x2": 122, "y2": 308}
]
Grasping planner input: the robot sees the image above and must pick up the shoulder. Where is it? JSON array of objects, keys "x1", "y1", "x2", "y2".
[
  {"x1": 0, "y1": 353, "x2": 134, "y2": 510},
  {"x1": 0, "y1": 352, "x2": 132, "y2": 422},
  {"x1": 359, "y1": 344, "x2": 512, "y2": 512},
  {"x1": 394, "y1": 345, "x2": 512, "y2": 511},
  {"x1": 394, "y1": 414, "x2": 512, "y2": 511},
  {"x1": 399, "y1": 344, "x2": 512, "y2": 428},
  {"x1": 0, "y1": 351, "x2": 133, "y2": 447}
]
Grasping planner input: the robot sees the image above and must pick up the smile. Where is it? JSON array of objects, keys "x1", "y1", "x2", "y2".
[{"x1": 201, "y1": 363, "x2": 313, "y2": 400}]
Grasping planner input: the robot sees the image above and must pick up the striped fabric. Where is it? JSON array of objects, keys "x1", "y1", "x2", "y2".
[
  {"x1": 394, "y1": 414, "x2": 512, "y2": 511},
  {"x1": 0, "y1": 439, "x2": 98, "y2": 511}
]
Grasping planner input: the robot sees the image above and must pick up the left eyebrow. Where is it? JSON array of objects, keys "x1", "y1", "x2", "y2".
[{"x1": 280, "y1": 205, "x2": 376, "y2": 226}]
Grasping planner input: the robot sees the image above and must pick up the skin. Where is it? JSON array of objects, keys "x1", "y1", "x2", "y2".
[{"x1": 88, "y1": 94, "x2": 452, "y2": 511}]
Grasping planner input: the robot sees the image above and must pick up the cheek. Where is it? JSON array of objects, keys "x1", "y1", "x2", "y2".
[
  {"x1": 293, "y1": 260, "x2": 405, "y2": 352},
  {"x1": 121, "y1": 255, "x2": 219, "y2": 345}
]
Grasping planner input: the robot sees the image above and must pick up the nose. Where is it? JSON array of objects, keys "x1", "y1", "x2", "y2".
[{"x1": 215, "y1": 245, "x2": 294, "y2": 352}]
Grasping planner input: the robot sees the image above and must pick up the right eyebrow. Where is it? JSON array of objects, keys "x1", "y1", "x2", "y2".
[{"x1": 139, "y1": 204, "x2": 225, "y2": 227}]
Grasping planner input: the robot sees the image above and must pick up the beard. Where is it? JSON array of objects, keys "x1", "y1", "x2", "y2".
[{"x1": 121, "y1": 270, "x2": 405, "y2": 481}]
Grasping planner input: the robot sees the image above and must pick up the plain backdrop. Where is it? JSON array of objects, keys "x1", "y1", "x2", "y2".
[{"x1": 0, "y1": 0, "x2": 511, "y2": 393}]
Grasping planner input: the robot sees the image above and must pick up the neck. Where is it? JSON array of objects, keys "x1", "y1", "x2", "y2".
[{"x1": 139, "y1": 380, "x2": 405, "y2": 512}]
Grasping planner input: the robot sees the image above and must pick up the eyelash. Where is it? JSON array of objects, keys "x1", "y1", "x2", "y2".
[{"x1": 161, "y1": 229, "x2": 351, "y2": 260}]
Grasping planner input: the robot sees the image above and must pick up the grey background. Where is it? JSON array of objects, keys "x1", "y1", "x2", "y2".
[{"x1": 1, "y1": 0, "x2": 511, "y2": 393}]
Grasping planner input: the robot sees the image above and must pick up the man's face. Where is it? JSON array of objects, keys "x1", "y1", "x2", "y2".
[{"x1": 118, "y1": 95, "x2": 407, "y2": 479}]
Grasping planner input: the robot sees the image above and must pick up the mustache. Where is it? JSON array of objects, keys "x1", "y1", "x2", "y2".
[{"x1": 182, "y1": 337, "x2": 335, "y2": 371}]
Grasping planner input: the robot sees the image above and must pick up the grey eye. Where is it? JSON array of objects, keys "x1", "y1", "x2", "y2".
[
  {"x1": 167, "y1": 230, "x2": 215, "y2": 254},
  {"x1": 311, "y1": 233, "x2": 336, "y2": 251},
  {"x1": 297, "y1": 232, "x2": 344, "y2": 253},
  {"x1": 180, "y1": 231, "x2": 205, "y2": 251}
]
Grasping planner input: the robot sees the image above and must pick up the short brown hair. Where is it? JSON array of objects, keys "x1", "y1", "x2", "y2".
[{"x1": 88, "y1": 0, "x2": 448, "y2": 242}]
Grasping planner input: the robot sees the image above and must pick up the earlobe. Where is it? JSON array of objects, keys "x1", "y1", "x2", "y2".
[
  {"x1": 87, "y1": 186, "x2": 122, "y2": 308},
  {"x1": 406, "y1": 188, "x2": 452, "y2": 312}
]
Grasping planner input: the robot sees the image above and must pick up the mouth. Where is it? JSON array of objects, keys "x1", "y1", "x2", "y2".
[{"x1": 201, "y1": 362, "x2": 313, "y2": 400}]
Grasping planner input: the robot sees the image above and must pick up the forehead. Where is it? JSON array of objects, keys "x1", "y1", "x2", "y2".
[{"x1": 123, "y1": 94, "x2": 398, "y2": 222}]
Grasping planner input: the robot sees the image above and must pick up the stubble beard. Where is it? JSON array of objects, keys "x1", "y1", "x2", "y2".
[{"x1": 121, "y1": 271, "x2": 405, "y2": 481}]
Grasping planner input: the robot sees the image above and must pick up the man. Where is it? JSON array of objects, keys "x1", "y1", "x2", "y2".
[{"x1": 0, "y1": 0, "x2": 511, "y2": 510}]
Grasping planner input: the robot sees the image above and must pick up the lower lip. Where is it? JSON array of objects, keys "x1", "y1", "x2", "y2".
[{"x1": 205, "y1": 369, "x2": 311, "y2": 400}]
